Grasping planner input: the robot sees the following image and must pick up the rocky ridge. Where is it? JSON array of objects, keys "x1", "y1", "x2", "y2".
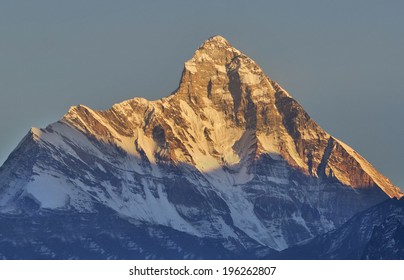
[
  {"x1": 0, "y1": 35, "x2": 401, "y2": 257},
  {"x1": 271, "y1": 197, "x2": 404, "y2": 259}
]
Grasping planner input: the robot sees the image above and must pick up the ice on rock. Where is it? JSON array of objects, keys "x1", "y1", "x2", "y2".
[{"x1": 0, "y1": 35, "x2": 401, "y2": 258}]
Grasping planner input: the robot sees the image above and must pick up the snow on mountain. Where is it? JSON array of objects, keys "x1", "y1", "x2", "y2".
[
  {"x1": 270, "y1": 197, "x2": 404, "y2": 259},
  {"x1": 0, "y1": 35, "x2": 401, "y2": 258}
]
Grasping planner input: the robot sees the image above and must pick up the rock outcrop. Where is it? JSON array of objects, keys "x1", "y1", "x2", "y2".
[{"x1": 0, "y1": 36, "x2": 401, "y2": 258}]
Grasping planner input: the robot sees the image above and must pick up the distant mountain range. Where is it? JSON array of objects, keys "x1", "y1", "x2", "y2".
[{"x1": 0, "y1": 35, "x2": 402, "y2": 259}]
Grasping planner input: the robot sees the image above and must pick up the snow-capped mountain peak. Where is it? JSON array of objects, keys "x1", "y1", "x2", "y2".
[{"x1": 0, "y1": 36, "x2": 401, "y2": 257}]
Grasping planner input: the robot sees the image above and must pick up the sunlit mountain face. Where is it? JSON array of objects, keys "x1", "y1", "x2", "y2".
[{"x1": 0, "y1": 36, "x2": 401, "y2": 259}]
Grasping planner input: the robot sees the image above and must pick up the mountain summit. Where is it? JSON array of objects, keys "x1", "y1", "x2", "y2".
[{"x1": 0, "y1": 36, "x2": 401, "y2": 258}]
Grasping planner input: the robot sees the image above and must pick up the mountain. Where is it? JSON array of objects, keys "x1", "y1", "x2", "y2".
[
  {"x1": 270, "y1": 197, "x2": 404, "y2": 259},
  {"x1": 0, "y1": 35, "x2": 401, "y2": 259},
  {"x1": 0, "y1": 207, "x2": 270, "y2": 260}
]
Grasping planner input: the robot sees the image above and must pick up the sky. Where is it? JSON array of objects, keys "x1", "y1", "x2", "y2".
[{"x1": 0, "y1": 0, "x2": 403, "y2": 189}]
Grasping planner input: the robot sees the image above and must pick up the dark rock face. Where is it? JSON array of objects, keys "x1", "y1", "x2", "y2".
[
  {"x1": 270, "y1": 198, "x2": 404, "y2": 260},
  {"x1": 0, "y1": 35, "x2": 401, "y2": 259},
  {"x1": 362, "y1": 216, "x2": 404, "y2": 260},
  {"x1": 0, "y1": 207, "x2": 270, "y2": 260}
]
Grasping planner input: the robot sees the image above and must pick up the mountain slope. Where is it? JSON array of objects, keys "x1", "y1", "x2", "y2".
[
  {"x1": 0, "y1": 206, "x2": 272, "y2": 260},
  {"x1": 0, "y1": 36, "x2": 401, "y2": 258},
  {"x1": 270, "y1": 197, "x2": 404, "y2": 259}
]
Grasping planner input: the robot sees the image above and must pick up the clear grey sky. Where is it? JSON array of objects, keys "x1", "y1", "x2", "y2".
[{"x1": 1, "y1": 0, "x2": 403, "y2": 189}]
